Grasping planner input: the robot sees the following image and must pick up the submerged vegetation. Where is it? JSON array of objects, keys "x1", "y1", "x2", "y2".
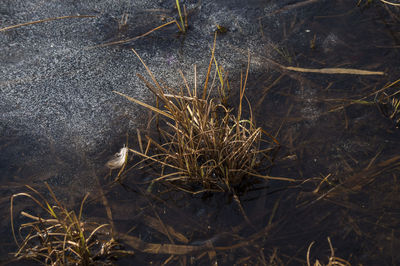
[
  {"x1": 307, "y1": 238, "x2": 351, "y2": 266},
  {"x1": 375, "y1": 79, "x2": 400, "y2": 127},
  {"x1": 10, "y1": 183, "x2": 127, "y2": 265}
]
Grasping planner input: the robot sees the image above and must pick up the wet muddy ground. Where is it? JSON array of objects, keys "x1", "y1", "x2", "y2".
[{"x1": 1, "y1": 0, "x2": 400, "y2": 265}]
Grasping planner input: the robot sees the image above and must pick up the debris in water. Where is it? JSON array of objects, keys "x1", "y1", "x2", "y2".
[{"x1": 106, "y1": 146, "x2": 128, "y2": 169}]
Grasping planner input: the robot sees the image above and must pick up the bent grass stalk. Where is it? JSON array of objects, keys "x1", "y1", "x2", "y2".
[
  {"x1": 380, "y1": 0, "x2": 400, "y2": 6},
  {"x1": 307, "y1": 237, "x2": 351, "y2": 266}
]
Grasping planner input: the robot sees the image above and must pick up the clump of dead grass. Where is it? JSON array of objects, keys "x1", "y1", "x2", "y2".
[
  {"x1": 113, "y1": 36, "x2": 291, "y2": 193},
  {"x1": 10, "y1": 183, "x2": 126, "y2": 265}
]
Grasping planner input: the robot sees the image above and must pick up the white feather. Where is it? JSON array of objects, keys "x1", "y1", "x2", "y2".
[{"x1": 106, "y1": 146, "x2": 128, "y2": 169}]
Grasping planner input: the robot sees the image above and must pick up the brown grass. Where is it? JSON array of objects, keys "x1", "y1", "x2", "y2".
[
  {"x1": 10, "y1": 183, "x2": 128, "y2": 265},
  {"x1": 307, "y1": 237, "x2": 351, "y2": 266},
  {"x1": 113, "y1": 36, "x2": 293, "y2": 193}
]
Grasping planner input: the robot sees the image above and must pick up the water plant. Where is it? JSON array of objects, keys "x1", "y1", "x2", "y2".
[
  {"x1": 113, "y1": 36, "x2": 291, "y2": 193},
  {"x1": 10, "y1": 183, "x2": 125, "y2": 265}
]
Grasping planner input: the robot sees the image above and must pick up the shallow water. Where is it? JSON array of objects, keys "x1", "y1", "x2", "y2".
[{"x1": 1, "y1": 0, "x2": 400, "y2": 265}]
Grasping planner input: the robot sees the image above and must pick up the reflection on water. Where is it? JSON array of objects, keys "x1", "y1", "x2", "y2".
[{"x1": 1, "y1": 1, "x2": 400, "y2": 265}]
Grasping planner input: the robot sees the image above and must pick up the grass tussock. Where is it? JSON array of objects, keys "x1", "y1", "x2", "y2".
[
  {"x1": 10, "y1": 183, "x2": 125, "y2": 265},
  {"x1": 113, "y1": 37, "x2": 289, "y2": 193}
]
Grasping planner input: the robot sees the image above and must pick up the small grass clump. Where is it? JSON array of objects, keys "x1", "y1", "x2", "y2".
[
  {"x1": 113, "y1": 38, "x2": 288, "y2": 193},
  {"x1": 10, "y1": 183, "x2": 124, "y2": 265}
]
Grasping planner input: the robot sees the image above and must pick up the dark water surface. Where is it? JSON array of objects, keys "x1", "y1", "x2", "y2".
[{"x1": 1, "y1": 1, "x2": 400, "y2": 265}]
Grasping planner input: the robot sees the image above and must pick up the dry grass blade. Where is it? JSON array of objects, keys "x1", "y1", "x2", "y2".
[
  {"x1": 285, "y1": 66, "x2": 384, "y2": 75},
  {"x1": 113, "y1": 91, "x2": 174, "y2": 119},
  {"x1": 380, "y1": 0, "x2": 400, "y2": 6},
  {"x1": 272, "y1": 0, "x2": 320, "y2": 15},
  {"x1": 10, "y1": 183, "x2": 125, "y2": 265},
  {"x1": 0, "y1": 15, "x2": 96, "y2": 32},
  {"x1": 92, "y1": 20, "x2": 182, "y2": 48},
  {"x1": 119, "y1": 233, "x2": 207, "y2": 255},
  {"x1": 203, "y1": 33, "x2": 218, "y2": 100},
  {"x1": 328, "y1": 78, "x2": 400, "y2": 114},
  {"x1": 114, "y1": 39, "x2": 284, "y2": 193},
  {"x1": 143, "y1": 214, "x2": 189, "y2": 244}
]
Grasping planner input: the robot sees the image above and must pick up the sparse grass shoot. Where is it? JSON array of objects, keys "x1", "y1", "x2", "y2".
[{"x1": 175, "y1": 0, "x2": 187, "y2": 33}]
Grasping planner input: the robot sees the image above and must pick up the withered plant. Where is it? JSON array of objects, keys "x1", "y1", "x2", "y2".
[
  {"x1": 113, "y1": 36, "x2": 291, "y2": 193},
  {"x1": 375, "y1": 78, "x2": 400, "y2": 127},
  {"x1": 10, "y1": 183, "x2": 126, "y2": 265},
  {"x1": 307, "y1": 237, "x2": 351, "y2": 266}
]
